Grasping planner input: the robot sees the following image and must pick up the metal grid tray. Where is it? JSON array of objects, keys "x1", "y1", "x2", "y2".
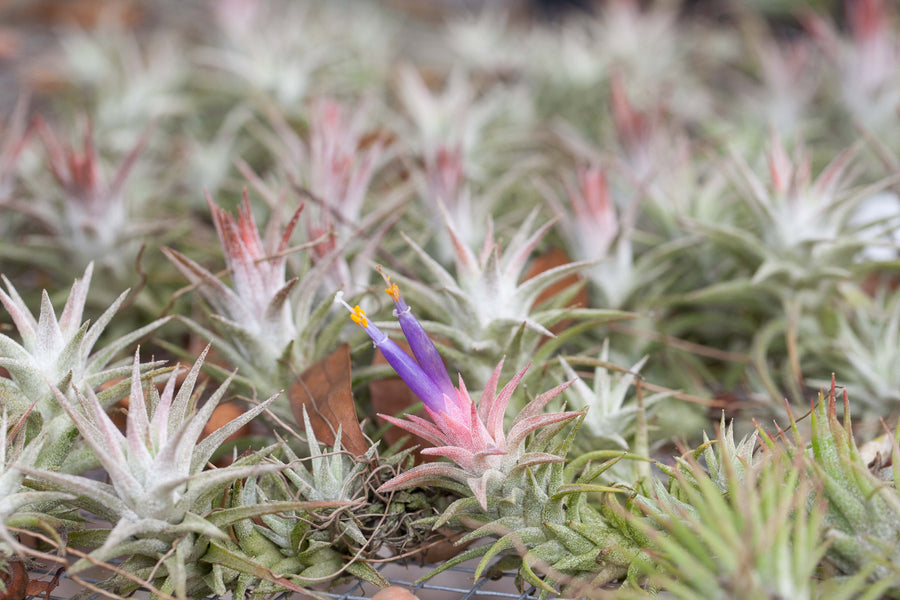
[{"x1": 23, "y1": 560, "x2": 543, "y2": 600}]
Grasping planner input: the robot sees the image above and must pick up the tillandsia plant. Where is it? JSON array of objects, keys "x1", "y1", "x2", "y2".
[
  {"x1": 688, "y1": 132, "x2": 889, "y2": 402},
  {"x1": 9, "y1": 117, "x2": 158, "y2": 289},
  {"x1": 810, "y1": 285, "x2": 900, "y2": 416},
  {"x1": 52, "y1": 25, "x2": 188, "y2": 151},
  {"x1": 541, "y1": 165, "x2": 685, "y2": 311},
  {"x1": 609, "y1": 428, "x2": 832, "y2": 600},
  {"x1": 0, "y1": 262, "x2": 169, "y2": 469},
  {"x1": 163, "y1": 192, "x2": 340, "y2": 422},
  {"x1": 0, "y1": 411, "x2": 76, "y2": 559},
  {"x1": 338, "y1": 278, "x2": 643, "y2": 595},
  {"x1": 557, "y1": 340, "x2": 669, "y2": 456},
  {"x1": 200, "y1": 408, "x2": 412, "y2": 597},
  {"x1": 761, "y1": 380, "x2": 900, "y2": 596},
  {"x1": 19, "y1": 347, "x2": 280, "y2": 598},
  {"x1": 259, "y1": 96, "x2": 400, "y2": 296},
  {"x1": 200, "y1": 0, "x2": 393, "y2": 115},
  {"x1": 808, "y1": 0, "x2": 900, "y2": 147}
]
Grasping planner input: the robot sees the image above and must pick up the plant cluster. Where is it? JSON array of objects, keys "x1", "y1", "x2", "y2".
[{"x1": 1, "y1": 0, "x2": 900, "y2": 597}]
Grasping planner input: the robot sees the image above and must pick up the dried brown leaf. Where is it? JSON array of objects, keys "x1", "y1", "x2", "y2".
[
  {"x1": 289, "y1": 344, "x2": 368, "y2": 457},
  {"x1": 0, "y1": 559, "x2": 27, "y2": 600}
]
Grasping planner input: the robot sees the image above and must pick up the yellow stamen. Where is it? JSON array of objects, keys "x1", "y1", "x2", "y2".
[
  {"x1": 375, "y1": 265, "x2": 402, "y2": 302},
  {"x1": 385, "y1": 282, "x2": 400, "y2": 302},
  {"x1": 350, "y1": 305, "x2": 368, "y2": 328}
]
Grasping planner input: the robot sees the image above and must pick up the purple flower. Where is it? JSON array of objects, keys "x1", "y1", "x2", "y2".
[
  {"x1": 336, "y1": 290, "x2": 449, "y2": 413},
  {"x1": 337, "y1": 276, "x2": 581, "y2": 508}
]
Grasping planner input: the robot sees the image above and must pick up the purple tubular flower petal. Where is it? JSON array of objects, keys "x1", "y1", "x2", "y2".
[
  {"x1": 378, "y1": 272, "x2": 457, "y2": 403},
  {"x1": 336, "y1": 292, "x2": 447, "y2": 413},
  {"x1": 372, "y1": 333, "x2": 447, "y2": 413},
  {"x1": 393, "y1": 296, "x2": 456, "y2": 402}
]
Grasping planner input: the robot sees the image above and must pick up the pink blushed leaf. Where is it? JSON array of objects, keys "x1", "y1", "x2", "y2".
[
  {"x1": 421, "y1": 445, "x2": 477, "y2": 470},
  {"x1": 387, "y1": 413, "x2": 447, "y2": 447},
  {"x1": 515, "y1": 379, "x2": 575, "y2": 424},
  {"x1": 466, "y1": 474, "x2": 491, "y2": 510},
  {"x1": 487, "y1": 363, "x2": 530, "y2": 441},
  {"x1": 506, "y1": 411, "x2": 583, "y2": 451},
  {"x1": 378, "y1": 462, "x2": 469, "y2": 493},
  {"x1": 476, "y1": 358, "x2": 504, "y2": 424},
  {"x1": 58, "y1": 262, "x2": 93, "y2": 333}
]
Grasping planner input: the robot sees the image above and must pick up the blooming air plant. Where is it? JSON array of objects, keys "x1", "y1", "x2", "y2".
[
  {"x1": 337, "y1": 275, "x2": 648, "y2": 595},
  {"x1": 337, "y1": 275, "x2": 581, "y2": 509}
]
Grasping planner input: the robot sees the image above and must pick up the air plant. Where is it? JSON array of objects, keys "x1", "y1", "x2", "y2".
[
  {"x1": 54, "y1": 26, "x2": 188, "y2": 150},
  {"x1": 810, "y1": 0, "x2": 900, "y2": 140},
  {"x1": 201, "y1": 0, "x2": 393, "y2": 115},
  {"x1": 163, "y1": 192, "x2": 343, "y2": 422},
  {"x1": 743, "y1": 28, "x2": 821, "y2": 135},
  {"x1": 340, "y1": 281, "x2": 579, "y2": 507},
  {"x1": 771, "y1": 381, "x2": 900, "y2": 595},
  {"x1": 527, "y1": 0, "x2": 712, "y2": 130},
  {"x1": 338, "y1": 278, "x2": 641, "y2": 595},
  {"x1": 7, "y1": 117, "x2": 161, "y2": 291},
  {"x1": 809, "y1": 286, "x2": 900, "y2": 416},
  {"x1": 0, "y1": 262, "x2": 169, "y2": 468},
  {"x1": 613, "y1": 433, "x2": 830, "y2": 600},
  {"x1": 201, "y1": 410, "x2": 391, "y2": 597},
  {"x1": 558, "y1": 340, "x2": 669, "y2": 454},
  {"x1": 0, "y1": 412, "x2": 75, "y2": 558},
  {"x1": 395, "y1": 66, "x2": 528, "y2": 255},
  {"x1": 396, "y1": 65, "x2": 505, "y2": 187},
  {"x1": 261, "y1": 97, "x2": 397, "y2": 295},
  {"x1": 444, "y1": 9, "x2": 526, "y2": 75},
  {"x1": 18, "y1": 348, "x2": 280, "y2": 598},
  {"x1": 688, "y1": 133, "x2": 883, "y2": 401}
]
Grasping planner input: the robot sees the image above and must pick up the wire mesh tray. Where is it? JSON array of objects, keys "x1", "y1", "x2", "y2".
[{"x1": 23, "y1": 559, "x2": 543, "y2": 600}]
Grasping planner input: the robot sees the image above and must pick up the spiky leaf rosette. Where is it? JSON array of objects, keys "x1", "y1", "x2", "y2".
[
  {"x1": 163, "y1": 192, "x2": 339, "y2": 422},
  {"x1": 541, "y1": 165, "x2": 683, "y2": 311},
  {"x1": 0, "y1": 262, "x2": 169, "y2": 468},
  {"x1": 18, "y1": 347, "x2": 279, "y2": 597},
  {"x1": 690, "y1": 134, "x2": 883, "y2": 299},
  {"x1": 812, "y1": 286, "x2": 900, "y2": 417},
  {"x1": 559, "y1": 340, "x2": 669, "y2": 455},
  {"x1": 340, "y1": 286, "x2": 641, "y2": 595},
  {"x1": 0, "y1": 411, "x2": 76, "y2": 558},
  {"x1": 767, "y1": 381, "x2": 900, "y2": 596},
  {"x1": 259, "y1": 96, "x2": 395, "y2": 296},
  {"x1": 608, "y1": 427, "x2": 832, "y2": 600},
  {"x1": 200, "y1": 0, "x2": 393, "y2": 116},
  {"x1": 685, "y1": 135, "x2": 889, "y2": 402},
  {"x1": 199, "y1": 409, "x2": 395, "y2": 598},
  {"x1": 7, "y1": 117, "x2": 165, "y2": 287}
]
